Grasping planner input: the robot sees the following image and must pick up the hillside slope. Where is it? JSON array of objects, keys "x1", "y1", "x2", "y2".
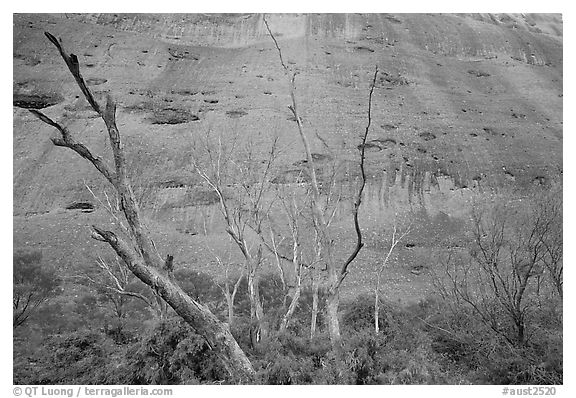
[{"x1": 13, "y1": 13, "x2": 562, "y2": 301}]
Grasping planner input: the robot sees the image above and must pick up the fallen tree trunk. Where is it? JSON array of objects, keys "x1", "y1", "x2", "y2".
[{"x1": 29, "y1": 31, "x2": 255, "y2": 382}]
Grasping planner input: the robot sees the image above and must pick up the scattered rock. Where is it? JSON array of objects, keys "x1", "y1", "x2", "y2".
[
  {"x1": 381, "y1": 124, "x2": 398, "y2": 131},
  {"x1": 355, "y1": 46, "x2": 375, "y2": 53},
  {"x1": 468, "y1": 69, "x2": 491, "y2": 78},
  {"x1": 171, "y1": 89, "x2": 197, "y2": 96},
  {"x1": 419, "y1": 132, "x2": 436, "y2": 141},
  {"x1": 370, "y1": 138, "x2": 397, "y2": 149},
  {"x1": 65, "y1": 202, "x2": 95, "y2": 212},
  {"x1": 226, "y1": 109, "x2": 248, "y2": 118},
  {"x1": 358, "y1": 142, "x2": 382, "y2": 151},
  {"x1": 384, "y1": 14, "x2": 403, "y2": 24},
  {"x1": 168, "y1": 47, "x2": 199, "y2": 60},
  {"x1": 293, "y1": 153, "x2": 333, "y2": 166},
  {"x1": 13, "y1": 93, "x2": 63, "y2": 109},
  {"x1": 14, "y1": 53, "x2": 41, "y2": 66},
  {"x1": 157, "y1": 177, "x2": 193, "y2": 188},
  {"x1": 85, "y1": 77, "x2": 107, "y2": 86},
  {"x1": 379, "y1": 72, "x2": 409, "y2": 86}
]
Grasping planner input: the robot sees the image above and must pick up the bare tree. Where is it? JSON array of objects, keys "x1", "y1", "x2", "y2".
[
  {"x1": 211, "y1": 251, "x2": 244, "y2": 328},
  {"x1": 535, "y1": 189, "x2": 563, "y2": 299},
  {"x1": 193, "y1": 131, "x2": 280, "y2": 348},
  {"x1": 264, "y1": 16, "x2": 378, "y2": 350},
  {"x1": 13, "y1": 251, "x2": 60, "y2": 329},
  {"x1": 374, "y1": 221, "x2": 411, "y2": 334},
  {"x1": 28, "y1": 32, "x2": 254, "y2": 381},
  {"x1": 75, "y1": 255, "x2": 166, "y2": 331},
  {"x1": 438, "y1": 195, "x2": 562, "y2": 346},
  {"x1": 273, "y1": 189, "x2": 309, "y2": 333}
]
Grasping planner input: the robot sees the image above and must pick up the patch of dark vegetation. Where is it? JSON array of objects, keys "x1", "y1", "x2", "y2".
[
  {"x1": 468, "y1": 70, "x2": 491, "y2": 78},
  {"x1": 416, "y1": 146, "x2": 427, "y2": 154},
  {"x1": 226, "y1": 109, "x2": 248, "y2": 119},
  {"x1": 65, "y1": 202, "x2": 95, "y2": 212},
  {"x1": 13, "y1": 93, "x2": 63, "y2": 109},
  {"x1": 149, "y1": 108, "x2": 199, "y2": 124},
  {"x1": 354, "y1": 46, "x2": 374, "y2": 53},
  {"x1": 419, "y1": 132, "x2": 436, "y2": 141},
  {"x1": 85, "y1": 78, "x2": 107, "y2": 86},
  {"x1": 168, "y1": 47, "x2": 199, "y2": 60}
]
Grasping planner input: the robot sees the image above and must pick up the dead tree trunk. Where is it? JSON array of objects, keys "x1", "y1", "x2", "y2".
[
  {"x1": 194, "y1": 133, "x2": 279, "y2": 348},
  {"x1": 264, "y1": 16, "x2": 378, "y2": 351},
  {"x1": 310, "y1": 278, "x2": 319, "y2": 339},
  {"x1": 30, "y1": 32, "x2": 255, "y2": 382},
  {"x1": 374, "y1": 223, "x2": 411, "y2": 334}
]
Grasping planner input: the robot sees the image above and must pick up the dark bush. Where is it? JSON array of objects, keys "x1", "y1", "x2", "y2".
[{"x1": 125, "y1": 316, "x2": 229, "y2": 384}]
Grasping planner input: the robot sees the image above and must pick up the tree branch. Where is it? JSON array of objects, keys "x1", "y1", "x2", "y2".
[
  {"x1": 44, "y1": 31, "x2": 102, "y2": 115},
  {"x1": 338, "y1": 65, "x2": 379, "y2": 287},
  {"x1": 29, "y1": 109, "x2": 117, "y2": 186}
]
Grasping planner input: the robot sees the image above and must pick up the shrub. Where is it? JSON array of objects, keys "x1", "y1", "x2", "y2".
[{"x1": 125, "y1": 316, "x2": 229, "y2": 384}]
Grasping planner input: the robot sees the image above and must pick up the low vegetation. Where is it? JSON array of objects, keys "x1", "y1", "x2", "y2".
[{"x1": 14, "y1": 187, "x2": 562, "y2": 385}]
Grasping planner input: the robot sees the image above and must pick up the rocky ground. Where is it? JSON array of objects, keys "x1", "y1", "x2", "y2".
[{"x1": 13, "y1": 13, "x2": 562, "y2": 303}]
